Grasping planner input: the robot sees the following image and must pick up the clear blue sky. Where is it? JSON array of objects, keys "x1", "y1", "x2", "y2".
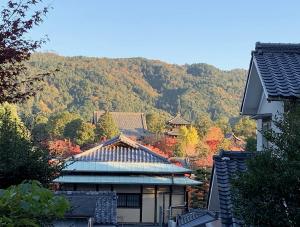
[{"x1": 28, "y1": 0, "x2": 300, "y2": 70}]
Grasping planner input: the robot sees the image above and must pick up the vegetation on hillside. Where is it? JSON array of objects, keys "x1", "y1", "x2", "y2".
[{"x1": 19, "y1": 54, "x2": 247, "y2": 122}]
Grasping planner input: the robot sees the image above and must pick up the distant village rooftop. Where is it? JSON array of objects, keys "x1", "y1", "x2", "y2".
[
  {"x1": 92, "y1": 111, "x2": 148, "y2": 138},
  {"x1": 167, "y1": 113, "x2": 191, "y2": 125}
]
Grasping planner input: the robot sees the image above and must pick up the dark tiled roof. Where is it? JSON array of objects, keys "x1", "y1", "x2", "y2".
[
  {"x1": 212, "y1": 151, "x2": 253, "y2": 226},
  {"x1": 92, "y1": 111, "x2": 148, "y2": 137},
  {"x1": 177, "y1": 209, "x2": 217, "y2": 227},
  {"x1": 253, "y1": 42, "x2": 300, "y2": 99},
  {"x1": 75, "y1": 134, "x2": 169, "y2": 163},
  {"x1": 167, "y1": 113, "x2": 191, "y2": 125},
  {"x1": 56, "y1": 191, "x2": 117, "y2": 225}
]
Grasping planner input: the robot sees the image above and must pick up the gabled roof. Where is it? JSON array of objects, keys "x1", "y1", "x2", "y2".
[
  {"x1": 75, "y1": 134, "x2": 169, "y2": 163},
  {"x1": 55, "y1": 191, "x2": 117, "y2": 224},
  {"x1": 208, "y1": 151, "x2": 253, "y2": 226},
  {"x1": 253, "y1": 43, "x2": 300, "y2": 99},
  {"x1": 241, "y1": 42, "x2": 300, "y2": 114},
  {"x1": 167, "y1": 113, "x2": 191, "y2": 125},
  {"x1": 92, "y1": 111, "x2": 147, "y2": 137}
]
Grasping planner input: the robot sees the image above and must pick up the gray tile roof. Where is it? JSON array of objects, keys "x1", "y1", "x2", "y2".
[
  {"x1": 75, "y1": 134, "x2": 169, "y2": 163},
  {"x1": 55, "y1": 191, "x2": 117, "y2": 225},
  {"x1": 167, "y1": 113, "x2": 191, "y2": 125},
  {"x1": 253, "y1": 42, "x2": 300, "y2": 99},
  {"x1": 92, "y1": 111, "x2": 148, "y2": 137},
  {"x1": 211, "y1": 151, "x2": 253, "y2": 227},
  {"x1": 177, "y1": 209, "x2": 217, "y2": 227}
]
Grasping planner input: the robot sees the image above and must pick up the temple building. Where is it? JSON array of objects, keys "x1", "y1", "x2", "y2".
[
  {"x1": 91, "y1": 111, "x2": 148, "y2": 139},
  {"x1": 165, "y1": 113, "x2": 191, "y2": 138},
  {"x1": 54, "y1": 135, "x2": 200, "y2": 225}
]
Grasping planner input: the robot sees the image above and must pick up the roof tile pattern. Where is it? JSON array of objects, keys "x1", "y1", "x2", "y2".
[
  {"x1": 75, "y1": 135, "x2": 169, "y2": 163},
  {"x1": 56, "y1": 191, "x2": 117, "y2": 224},
  {"x1": 92, "y1": 111, "x2": 147, "y2": 137},
  {"x1": 77, "y1": 146, "x2": 167, "y2": 163},
  {"x1": 167, "y1": 113, "x2": 191, "y2": 125},
  {"x1": 213, "y1": 151, "x2": 253, "y2": 226},
  {"x1": 177, "y1": 209, "x2": 217, "y2": 227},
  {"x1": 253, "y1": 42, "x2": 300, "y2": 99}
]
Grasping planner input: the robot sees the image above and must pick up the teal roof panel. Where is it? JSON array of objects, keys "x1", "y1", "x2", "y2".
[
  {"x1": 54, "y1": 175, "x2": 201, "y2": 186},
  {"x1": 64, "y1": 161, "x2": 192, "y2": 174}
]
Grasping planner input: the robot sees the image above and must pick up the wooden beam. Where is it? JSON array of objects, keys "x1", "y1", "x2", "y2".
[
  {"x1": 154, "y1": 185, "x2": 158, "y2": 224},
  {"x1": 140, "y1": 185, "x2": 143, "y2": 223}
]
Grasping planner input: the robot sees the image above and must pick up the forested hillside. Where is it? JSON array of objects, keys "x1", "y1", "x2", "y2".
[{"x1": 20, "y1": 53, "x2": 247, "y2": 122}]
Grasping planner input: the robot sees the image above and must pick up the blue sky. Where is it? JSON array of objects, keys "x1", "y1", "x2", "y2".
[{"x1": 28, "y1": 0, "x2": 300, "y2": 70}]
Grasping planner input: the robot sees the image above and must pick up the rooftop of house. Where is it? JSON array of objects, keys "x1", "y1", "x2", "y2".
[
  {"x1": 55, "y1": 135, "x2": 201, "y2": 186},
  {"x1": 55, "y1": 191, "x2": 117, "y2": 225},
  {"x1": 74, "y1": 134, "x2": 169, "y2": 163},
  {"x1": 208, "y1": 150, "x2": 253, "y2": 226},
  {"x1": 92, "y1": 111, "x2": 148, "y2": 137},
  {"x1": 177, "y1": 209, "x2": 217, "y2": 227},
  {"x1": 167, "y1": 113, "x2": 191, "y2": 125}
]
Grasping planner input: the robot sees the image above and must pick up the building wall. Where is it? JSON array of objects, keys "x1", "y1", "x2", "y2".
[
  {"x1": 60, "y1": 183, "x2": 186, "y2": 224},
  {"x1": 117, "y1": 208, "x2": 140, "y2": 223},
  {"x1": 256, "y1": 93, "x2": 284, "y2": 151},
  {"x1": 208, "y1": 169, "x2": 220, "y2": 212}
]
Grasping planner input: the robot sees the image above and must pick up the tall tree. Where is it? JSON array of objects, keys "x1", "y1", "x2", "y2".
[
  {"x1": 47, "y1": 111, "x2": 80, "y2": 138},
  {"x1": 0, "y1": 0, "x2": 53, "y2": 103},
  {"x1": 146, "y1": 112, "x2": 166, "y2": 135},
  {"x1": 215, "y1": 116, "x2": 231, "y2": 134},
  {"x1": 0, "y1": 107, "x2": 64, "y2": 188},
  {"x1": 176, "y1": 126, "x2": 199, "y2": 157},
  {"x1": 233, "y1": 116, "x2": 256, "y2": 139},
  {"x1": 232, "y1": 104, "x2": 300, "y2": 226},
  {"x1": 195, "y1": 113, "x2": 213, "y2": 137},
  {"x1": 96, "y1": 111, "x2": 120, "y2": 139},
  {"x1": 75, "y1": 122, "x2": 95, "y2": 146}
]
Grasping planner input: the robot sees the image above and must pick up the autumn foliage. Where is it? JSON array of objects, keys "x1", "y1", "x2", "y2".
[{"x1": 47, "y1": 139, "x2": 81, "y2": 158}]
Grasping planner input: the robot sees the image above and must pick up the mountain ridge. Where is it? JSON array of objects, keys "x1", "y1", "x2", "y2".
[{"x1": 20, "y1": 53, "x2": 247, "y2": 122}]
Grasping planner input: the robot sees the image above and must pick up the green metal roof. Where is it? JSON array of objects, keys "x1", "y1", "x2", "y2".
[
  {"x1": 54, "y1": 175, "x2": 201, "y2": 186},
  {"x1": 64, "y1": 161, "x2": 192, "y2": 174}
]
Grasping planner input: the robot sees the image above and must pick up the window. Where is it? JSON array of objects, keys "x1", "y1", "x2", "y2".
[
  {"x1": 117, "y1": 194, "x2": 140, "y2": 208},
  {"x1": 262, "y1": 118, "x2": 271, "y2": 149}
]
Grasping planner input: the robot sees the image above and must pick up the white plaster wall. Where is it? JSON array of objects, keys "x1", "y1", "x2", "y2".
[
  {"x1": 117, "y1": 208, "x2": 140, "y2": 223},
  {"x1": 256, "y1": 93, "x2": 284, "y2": 151},
  {"x1": 142, "y1": 194, "x2": 155, "y2": 223},
  {"x1": 256, "y1": 119, "x2": 263, "y2": 151},
  {"x1": 258, "y1": 94, "x2": 284, "y2": 117}
]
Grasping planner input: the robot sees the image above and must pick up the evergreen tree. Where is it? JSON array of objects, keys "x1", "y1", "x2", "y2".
[
  {"x1": 232, "y1": 104, "x2": 300, "y2": 226},
  {"x1": 215, "y1": 116, "x2": 231, "y2": 134},
  {"x1": 0, "y1": 107, "x2": 65, "y2": 188},
  {"x1": 75, "y1": 122, "x2": 95, "y2": 146},
  {"x1": 146, "y1": 112, "x2": 166, "y2": 135},
  {"x1": 96, "y1": 111, "x2": 120, "y2": 139},
  {"x1": 195, "y1": 113, "x2": 213, "y2": 137},
  {"x1": 233, "y1": 116, "x2": 256, "y2": 139},
  {"x1": 47, "y1": 111, "x2": 80, "y2": 138}
]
